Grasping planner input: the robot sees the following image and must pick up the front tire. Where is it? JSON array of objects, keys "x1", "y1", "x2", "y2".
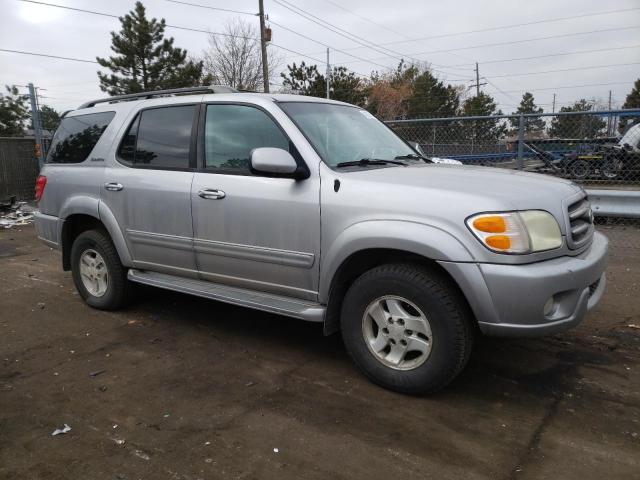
[
  {"x1": 70, "y1": 229, "x2": 130, "y2": 310},
  {"x1": 341, "y1": 263, "x2": 473, "y2": 394}
]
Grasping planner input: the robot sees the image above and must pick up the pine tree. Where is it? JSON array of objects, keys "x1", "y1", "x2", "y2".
[
  {"x1": 39, "y1": 105, "x2": 61, "y2": 132},
  {"x1": 509, "y1": 92, "x2": 545, "y2": 135},
  {"x1": 548, "y1": 99, "x2": 606, "y2": 139},
  {"x1": 461, "y1": 92, "x2": 507, "y2": 142},
  {"x1": 619, "y1": 78, "x2": 640, "y2": 133},
  {"x1": 0, "y1": 85, "x2": 29, "y2": 136},
  {"x1": 280, "y1": 62, "x2": 365, "y2": 106},
  {"x1": 405, "y1": 70, "x2": 459, "y2": 118},
  {"x1": 96, "y1": 1, "x2": 209, "y2": 95}
]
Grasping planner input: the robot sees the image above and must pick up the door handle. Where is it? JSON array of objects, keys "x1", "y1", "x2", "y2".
[
  {"x1": 104, "y1": 182, "x2": 124, "y2": 192},
  {"x1": 198, "y1": 189, "x2": 226, "y2": 200}
]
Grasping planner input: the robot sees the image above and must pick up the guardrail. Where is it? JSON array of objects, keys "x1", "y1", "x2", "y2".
[{"x1": 587, "y1": 189, "x2": 640, "y2": 219}]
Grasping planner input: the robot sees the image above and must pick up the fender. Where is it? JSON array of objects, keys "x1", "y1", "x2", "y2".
[
  {"x1": 319, "y1": 220, "x2": 475, "y2": 303},
  {"x1": 58, "y1": 195, "x2": 133, "y2": 267},
  {"x1": 97, "y1": 201, "x2": 134, "y2": 267}
]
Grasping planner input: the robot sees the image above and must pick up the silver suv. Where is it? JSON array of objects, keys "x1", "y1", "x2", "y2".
[{"x1": 34, "y1": 86, "x2": 608, "y2": 393}]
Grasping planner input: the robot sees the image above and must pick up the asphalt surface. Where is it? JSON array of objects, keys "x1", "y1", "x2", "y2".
[{"x1": 1, "y1": 225, "x2": 639, "y2": 480}]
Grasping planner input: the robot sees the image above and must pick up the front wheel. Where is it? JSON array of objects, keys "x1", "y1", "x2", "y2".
[
  {"x1": 70, "y1": 229, "x2": 130, "y2": 310},
  {"x1": 341, "y1": 263, "x2": 473, "y2": 394},
  {"x1": 567, "y1": 159, "x2": 591, "y2": 179}
]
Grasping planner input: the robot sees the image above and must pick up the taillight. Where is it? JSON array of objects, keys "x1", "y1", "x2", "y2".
[{"x1": 35, "y1": 175, "x2": 47, "y2": 202}]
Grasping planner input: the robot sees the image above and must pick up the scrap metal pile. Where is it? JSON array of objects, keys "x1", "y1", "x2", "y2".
[{"x1": 0, "y1": 197, "x2": 37, "y2": 229}]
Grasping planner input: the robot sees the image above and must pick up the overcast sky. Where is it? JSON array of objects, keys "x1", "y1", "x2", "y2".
[{"x1": 1, "y1": 0, "x2": 639, "y2": 114}]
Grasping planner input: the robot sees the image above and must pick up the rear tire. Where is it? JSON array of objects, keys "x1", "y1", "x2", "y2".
[
  {"x1": 341, "y1": 263, "x2": 473, "y2": 394},
  {"x1": 70, "y1": 229, "x2": 130, "y2": 310}
]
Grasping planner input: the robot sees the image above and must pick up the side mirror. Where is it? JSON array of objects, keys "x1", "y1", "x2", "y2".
[{"x1": 251, "y1": 147, "x2": 299, "y2": 176}]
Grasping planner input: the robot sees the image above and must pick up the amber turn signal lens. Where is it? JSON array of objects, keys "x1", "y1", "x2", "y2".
[
  {"x1": 485, "y1": 235, "x2": 511, "y2": 250},
  {"x1": 472, "y1": 216, "x2": 506, "y2": 233}
]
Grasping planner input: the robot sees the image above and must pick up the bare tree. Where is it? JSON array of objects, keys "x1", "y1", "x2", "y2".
[{"x1": 202, "y1": 18, "x2": 281, "y2": 91}]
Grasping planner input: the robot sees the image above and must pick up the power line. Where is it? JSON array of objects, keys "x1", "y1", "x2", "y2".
[
  {"x1": 272, "y1": 0, "x2": 411, "y2": 63},
  {"x1": 267, "y1": 19, "x2": 390, "y2": 72},
  {"x1": 489, "y1": 81, "x2": 634, "y2": 94},
  {"x1": 268, "y1": 2, "x2": 463, "y2": 76},
  {"x1": 163, "y1": 0, "x2": 256, "y2": 16},
  {"x1": 319, "y1": 0, "x2": 411, "y2": 40},
  {"x1": 339, "y1": 25, "x2": 640, "y2": 65},
  {"x1": 441, "y1": 44, "x2": 640, "y2": 68},
  {"x1": 0, "y1": 48, "x2": 98, "y2": 63},
  {"x1": 302, "y1": 6, "x2": 640, "y2": 56},
  {"x1": 485, "y1": 62, "x2": 640, "y2": 80},
  {"x1": 16, "y1": 0, "x2": 255, "y2": 39}
]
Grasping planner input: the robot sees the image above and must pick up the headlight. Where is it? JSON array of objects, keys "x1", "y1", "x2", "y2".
[{"x1": 466, "y1": 210, "x2": 562, "y2": 254}]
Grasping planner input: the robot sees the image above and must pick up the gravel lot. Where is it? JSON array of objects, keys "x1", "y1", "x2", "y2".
[{"x1": 1, "y1": 224, "x2": 639, "y2": 480}]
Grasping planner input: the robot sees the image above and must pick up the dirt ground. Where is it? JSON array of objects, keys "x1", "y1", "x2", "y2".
[{"x1": 1, "y1": 225, "x2": 639, "y2": 480}]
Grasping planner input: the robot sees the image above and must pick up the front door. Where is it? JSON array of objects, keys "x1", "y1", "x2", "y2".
[
  {"x1": 102, "y1": 103, "x2": 198, "y2": 277},
  {"x1": 191, "y1": 103, "x2": 320, "y2": 300}
]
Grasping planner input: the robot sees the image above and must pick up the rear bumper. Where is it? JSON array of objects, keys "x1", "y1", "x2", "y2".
[
  {"x1": 439, "y1": 231, "x2": 608, "y2": 337},
  {"x1": 34, "y1": 212, "x2": 61, "y2": 249}
]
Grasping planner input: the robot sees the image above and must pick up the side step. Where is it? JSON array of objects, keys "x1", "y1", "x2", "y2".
[{"x1": 127, "y1": 269, "x2": 325, "y2": 323}]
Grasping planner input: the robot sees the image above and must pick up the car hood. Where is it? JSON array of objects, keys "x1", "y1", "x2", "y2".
[{"x1": 334, "y1": 163, "x2": 583, "y2": 229}]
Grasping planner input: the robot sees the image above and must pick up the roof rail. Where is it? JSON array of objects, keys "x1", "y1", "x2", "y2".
[{"x1": 78, "y1": 85, "x2": 239, "y2": 109}]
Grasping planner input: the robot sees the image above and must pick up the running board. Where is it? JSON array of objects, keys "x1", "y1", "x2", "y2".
[{"x1": 127, "y1": 269, "x2": 325, "y2": 323}]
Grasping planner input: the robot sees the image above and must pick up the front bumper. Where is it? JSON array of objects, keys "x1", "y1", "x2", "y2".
[{"x1": 439, "y1": 231, "x2": 608, "y2": 337}]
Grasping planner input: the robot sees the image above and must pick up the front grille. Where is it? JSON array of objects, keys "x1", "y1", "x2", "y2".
[
  {"x1": 566, "y1": 196, "x2": 594, "y2": 249},
  {"x1": 588, "y1": 278, "x2": 600, "y2": 298}
]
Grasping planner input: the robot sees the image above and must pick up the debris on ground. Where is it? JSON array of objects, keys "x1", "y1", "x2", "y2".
[
  {"x1": 51, "y1": 424, "x2": 71, "y2": 436},
  {"x1": 627, "y1": 324, "x2": 640, "y2": 330},
  {"x1": 89, "y1": 369, "x2": 106, "y2": 378},
  {"x1": 37, "y1": 302, "x2": 46, "y2": 310},
  {"x1": 0, "y1": 201, "x2": 37, "y2": 229},
  {"x1": 112, "y1": 437, "x2": 126, "y2": 446},
  {"x1": 133, "y1": 449, "x2": 151, "y2": 461}
]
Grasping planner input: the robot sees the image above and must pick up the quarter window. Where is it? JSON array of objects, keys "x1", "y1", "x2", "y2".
[
  {"x1": 204, "y1": 104, "x2": 289, "y2": 172},
  {"x1": 46, "y1": 111, "x2": 115, "y2": 164},
  {"x1": 118, "y1": 105, "x2": 196, "y2": 169}
]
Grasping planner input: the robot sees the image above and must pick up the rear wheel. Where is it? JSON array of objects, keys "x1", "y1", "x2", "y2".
[
  {"x1": 601, "y1": 155, "x2": 624, "y2": 180},
  {"x1": 341, "y1": 263, "x2": 473, "y2": 394},
  {"x1": 70, "y1": 229, "x2": 130, "y2": 310}
]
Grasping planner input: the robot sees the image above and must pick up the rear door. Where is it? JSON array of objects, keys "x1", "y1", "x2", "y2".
[
  {"x1": 101, "y1": 103, "x2": 199, "y2": 277},
  {"x1": 190, "y1": 103, "x2": 321, "y2": 300}
]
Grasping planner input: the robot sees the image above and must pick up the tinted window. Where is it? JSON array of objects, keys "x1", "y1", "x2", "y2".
[
  {"x1": 46, "y1": 111, "x2": 115, "y2": 164},
  {"x1": 118, "y1": 105, "x2": 195, "y2": 168},
  {"x1": 204, "y1": 104, "x2": 289, "y2": 172}
]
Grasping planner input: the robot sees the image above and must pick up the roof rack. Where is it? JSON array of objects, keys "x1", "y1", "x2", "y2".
[{"x1": 78, "y1": 85, "x2": 239, "y2": 109}]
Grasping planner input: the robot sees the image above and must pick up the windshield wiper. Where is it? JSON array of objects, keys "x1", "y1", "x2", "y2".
[
  {"x1": 394, "y1": 153, "x2": 432, "y2": 163},
  {"x1": 336, "y1": 158, "x2": 408, "y2": 168}
]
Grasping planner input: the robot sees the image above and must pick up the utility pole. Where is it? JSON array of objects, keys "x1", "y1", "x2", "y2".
[
  {"x1": 258, "y1": 0, "x2": 269, "y2": 93},
  {"x1": 28, "y1": 83, "x2": 45, "y2": 168},
  {"x1": 607, "y1": 90, "x2": 612, "y2": 135},
  {"x1": 552, "y1": 93, "x2": 556, "y2": 113},
  {"x1": 326, "y1": 48, "x2": 330, "y2": 99},
  {"x1": 469, "y1": 62, "x2": 486, "y2": 96}
]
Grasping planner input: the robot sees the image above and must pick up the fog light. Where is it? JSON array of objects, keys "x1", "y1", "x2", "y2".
[{"x1": 543, "y1": 297, "x2": 556, "y2": 317}]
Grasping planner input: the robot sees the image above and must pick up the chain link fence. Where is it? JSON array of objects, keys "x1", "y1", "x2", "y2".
[{"x1": 387, "y1": 109, "x2": 640, "y2": 252}]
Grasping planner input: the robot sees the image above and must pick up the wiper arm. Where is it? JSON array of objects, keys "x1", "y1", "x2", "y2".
[
  {"x1": 336, "y1": 158, "x2": 408, "y2": 168},
  {"x1": 394, "y1": 153, "x2": 432, "y2": 163}
]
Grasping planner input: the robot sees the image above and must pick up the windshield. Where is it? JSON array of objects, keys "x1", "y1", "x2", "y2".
[{"x1": 278, "y1": 102, "x2": 416, "y2": 167}]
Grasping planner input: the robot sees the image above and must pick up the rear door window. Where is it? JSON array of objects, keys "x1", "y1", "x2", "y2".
[
  {"x1": 117, "y1": 105, "x2": 196, "y2": 169},
  {"x1": 46, "y1": 111, "x2": 115, "y2": 164}
]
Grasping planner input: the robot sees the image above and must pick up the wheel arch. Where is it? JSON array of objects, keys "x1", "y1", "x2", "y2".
[
  {"x1": 60, "y1": 204, "x2": 132, "y2": 271},
  {"x1": 320, "y1": 221, "x2": 476, "y2": 335}
]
